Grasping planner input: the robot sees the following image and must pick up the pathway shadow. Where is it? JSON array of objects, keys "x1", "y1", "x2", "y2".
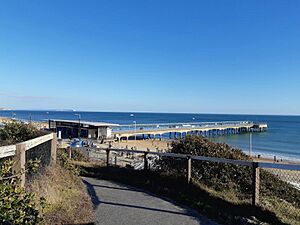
[
  {"x1": 97, "y1": 200, "x2": 197, "y2": 217},
  {"x1": 82, "y1": 179, "x2": 101, "y2": 210},
  {"x1": 82, "y1": 178, "x2": 202, "y2": 222},
  {"x1": 85, "y1": 183, "x2": 146, "y2": 193}
]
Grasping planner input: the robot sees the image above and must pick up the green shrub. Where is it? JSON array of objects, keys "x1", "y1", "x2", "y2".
[
  {"x1": 70, "y1": 148, "x2": 90, "y2": 162},
  {"x1": 158, "y1": 136, "x2": 300, "y2": 207},
  {"x1": 0, "y1": 160, "x2": 45, "y2": 224},
  {"x1": 0, "y1": 121, "x2": 45, "y2": 146},
  {"x1": 158, "y1": 136, "x2": 252, "y2": 199},
  {"x1": 57, "y1": 148, "x2": 79, "y2": 175}
]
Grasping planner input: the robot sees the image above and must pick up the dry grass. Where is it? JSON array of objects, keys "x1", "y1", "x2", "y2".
[
  {"x1": 261, "y1": 197, "x2": 300, "y2": 225},
  {"x1": 27, "y1": 164, "x2": 95, "y2": 225}
]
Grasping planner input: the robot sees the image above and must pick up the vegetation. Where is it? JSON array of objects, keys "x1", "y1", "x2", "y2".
[
  {"x1": 161, "y1": 136, "x2": 300, "y2": 202},
  {"x1": 158, "y1": 136, "x2": 300, "y2": 224},
  {"x1": 0, "y1": 122, "x2": 45, "y2": 224},
  {"x1": 79, "y1": 136, "x2": 300, "y2": 225},
  {"x1": 0, "y1": 122, "x2": 95, "y2": 225},
  {"x1": 27, "y1": 162, "x2": 95, "y2": 225},
  {"x1": 0, "y1": 121, "x2": 46, "y2": 146},
  {"x1": 0, "y1": 160, "x2": 45, "y2": 225}
]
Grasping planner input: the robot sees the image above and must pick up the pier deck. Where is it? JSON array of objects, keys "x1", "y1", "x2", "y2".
[{"x1": 112, "y1": 121, "x2": 267, "y2": 141}]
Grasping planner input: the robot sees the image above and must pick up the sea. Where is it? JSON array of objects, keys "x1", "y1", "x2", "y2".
[{"x1": 1, "y1": 110, "x2": 300, "y2": 162}]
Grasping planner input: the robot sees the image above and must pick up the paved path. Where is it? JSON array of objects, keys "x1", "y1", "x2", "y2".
[{"x1": 82, "y1": 177, "x2": 219, "y2": 225}]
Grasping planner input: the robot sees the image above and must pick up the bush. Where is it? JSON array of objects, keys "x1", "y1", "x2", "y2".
[
  {"x1": 157, "y1": 136, "x2": 300, "y2": 206},
  {"x1": 158, "y1": 136, "x2": 253, "y2": 199},
  {"x1": 0, "y1": 160, "x2": 44, "y2": 224},
  {"x1": 70, "y1": 148, "x2": 90, "y2": 162},
  {"x1": 0, "y1": 121, "x2": 45, "y2": 146},
  {"x1": 57, "y1": 148, "x2": 80, "y2": 175}
]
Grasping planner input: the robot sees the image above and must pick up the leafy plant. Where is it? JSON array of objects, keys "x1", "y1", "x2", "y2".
[
  {"x1": 157, "y1": 136, "x2": 300, "y2": 206},
  {"x1": 57, "y1": 148, "x2": 79, "y2": 175},
  {"x1": 0, "y1": 160, "x2": 44, "y2": 224},
  {"x1": 0, "y1": 121, "x2": 45, "y2": 146}
]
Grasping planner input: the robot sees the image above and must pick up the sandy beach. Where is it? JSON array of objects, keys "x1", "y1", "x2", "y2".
[{"x1": 111, "y1": 139, "x2": 173, "y2": 152}]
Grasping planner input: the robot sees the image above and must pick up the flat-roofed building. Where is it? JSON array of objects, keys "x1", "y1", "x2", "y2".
[{"x1": 49, "y1": 119, "x2": 119, "y2": 139}]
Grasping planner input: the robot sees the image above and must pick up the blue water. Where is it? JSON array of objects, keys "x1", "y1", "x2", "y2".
[{"x1": 1, "y1": 110, "x2": 300, "y2": 161}]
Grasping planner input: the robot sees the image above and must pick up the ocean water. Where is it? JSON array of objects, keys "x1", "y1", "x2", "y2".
[{"x1": 1, "y1": 110, "x2": 300, "y2": 161}]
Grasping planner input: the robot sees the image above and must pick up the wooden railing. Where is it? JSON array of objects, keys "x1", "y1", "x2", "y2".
[
  {"x1": 71, "y1": 146, "x2": 300, "y2": 207},
  {"x1": 0, "y1": 133, "x2": 57, "y2": 187}
]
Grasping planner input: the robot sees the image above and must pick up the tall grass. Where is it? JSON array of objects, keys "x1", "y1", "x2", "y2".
[{"x1": 27, "y1": 163, "x2": 95, "y2": 224}]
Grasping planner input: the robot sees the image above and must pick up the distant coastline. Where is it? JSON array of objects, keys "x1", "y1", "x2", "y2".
[{"x1": 0, "y1": 108, "x2": 13, "y2": 111}]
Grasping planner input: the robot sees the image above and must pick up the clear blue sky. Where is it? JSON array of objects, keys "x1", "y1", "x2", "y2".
[{"x1": 0, "y1": 0, "x2": 300, "y2": 115}]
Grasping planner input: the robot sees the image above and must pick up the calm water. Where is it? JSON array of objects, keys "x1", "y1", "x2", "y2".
[{"x1": 1, "y1": 110, "x2": 300, "y2": 161}]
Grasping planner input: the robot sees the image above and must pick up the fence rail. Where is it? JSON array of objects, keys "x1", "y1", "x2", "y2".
[
  {"x1": 71, "y1": 146, "x2": 300, "y2": 209},
  {"x1": 0, "y1": 144, "x2": 16, "y2": 158},
  {"x1": 68, "y1": 146, "x2": 300, "y2": 224},
  {"x1": 0, "y1": 133, "x2": 57, "y2": 187},
  {"x1": 77, "y1": 147, "x2": 300, "y2": 171}
]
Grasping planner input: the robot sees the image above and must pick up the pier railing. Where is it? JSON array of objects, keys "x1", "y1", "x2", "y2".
[
  {"x1": 71, "y1": 146, "x2": 300, "y2": 224},
  {"x1": 112, "y1": 120, "x2": 255, "y2": 132}
]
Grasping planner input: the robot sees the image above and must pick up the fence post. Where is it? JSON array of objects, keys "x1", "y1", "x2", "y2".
[
  {"x1": 187, "y1": 156, "x2": 192, "y2": 184},
  {"x1": 51, "y1": 133, "x2": 57, "y2": 164},
  {"x1": 14, "y1": 143, "x2": 26, "y2": 188},
  {"x1": 68, "y1": 147, "x2": 72, "y2": 159},
  {"x1": 106, "y1": 149, "x2": 110, "y2": 167},
  {"x1": 144, "y1": 152, "x2": 148, "y2": 170},
  {"x1": 252, "y1": 162, "x2": 260, "y2": 206}
]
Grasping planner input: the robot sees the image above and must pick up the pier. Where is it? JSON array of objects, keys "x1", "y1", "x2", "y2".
[{"x1": 113, "y1": 121, "x2": 267, "y2": 142}]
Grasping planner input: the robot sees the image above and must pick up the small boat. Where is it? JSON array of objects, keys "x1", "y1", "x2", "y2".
[{"x1": 130, "y1": 114, "x2": 134, "y2": 117}]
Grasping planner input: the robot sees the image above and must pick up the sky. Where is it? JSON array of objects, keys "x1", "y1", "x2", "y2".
[{"x1": 0, "y1": 0, "x2": 300, "y2": 115}]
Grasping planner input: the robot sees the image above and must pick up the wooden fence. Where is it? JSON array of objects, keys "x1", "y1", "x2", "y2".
[
  {"x1": 0, "y1": 133, "x2": 57, "y2": 187},
  {"x1": 71, "y1": 146, "x2": 300, "y2": 207}
]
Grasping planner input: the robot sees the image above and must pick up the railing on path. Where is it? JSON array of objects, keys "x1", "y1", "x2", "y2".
[
  {"x1": 69, "y1": 146, "x2": 300, "y2": 224},
  {"x1": 0, "y1": 133, "x2": 57, "y2": 187},
  {"x1": 70, "y1": 146, "x2": 300, "y2": 207}
]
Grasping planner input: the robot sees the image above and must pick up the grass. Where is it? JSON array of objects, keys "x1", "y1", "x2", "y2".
[
  {"x1": 260, "y1": 197, "x2": 300, "y2": 225},
  {"x1": 27, "y1": 164, "x2": 95, "y2": 225},
  {"x1": 79, "y1": 165, "x2": 288, "y2": 225}
]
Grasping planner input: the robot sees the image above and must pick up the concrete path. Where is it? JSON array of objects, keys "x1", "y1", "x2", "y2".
[{"x1": 82, "y1": 177, "x2": 220, "y2": 225}]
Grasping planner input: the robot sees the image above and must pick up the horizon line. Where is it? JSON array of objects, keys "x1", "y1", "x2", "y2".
[{"x1": 1, "y1": 108, "x2": 300, "y2": 117}]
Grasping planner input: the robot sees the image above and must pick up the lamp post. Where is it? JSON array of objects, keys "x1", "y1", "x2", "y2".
[
  {"x1": 75, "y1": 114, "x2": 81, "y2": 138},
  {"x1": 46, "y1": 112, "x2": 49, "y2": 129},
  {"x1": 133, "y1": 121, "x2": 137, "y2": 141},
  {"x1": 249, "y1": 130, "x2": 252, "y2": 157}
]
